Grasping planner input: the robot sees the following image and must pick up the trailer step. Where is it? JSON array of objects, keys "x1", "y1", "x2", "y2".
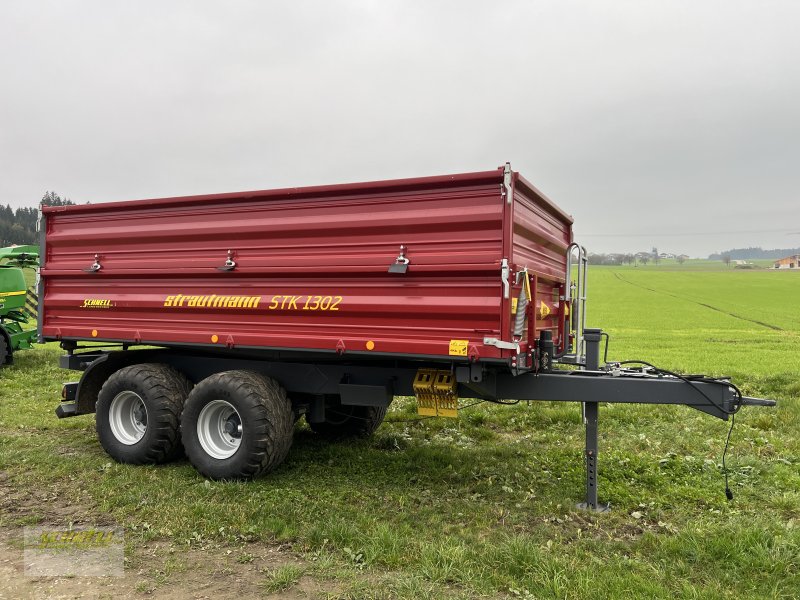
[
  {"x1": 413, "y1": 369, "x2": 458, "y2": 418},
  {"x1": 55, "y1": 402, "x2": 78, "y2": 418}
]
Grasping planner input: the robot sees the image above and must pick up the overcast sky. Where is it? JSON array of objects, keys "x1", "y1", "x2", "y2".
[{"x1": 1, "y1": 1, "x2": 798, "y2": 257}]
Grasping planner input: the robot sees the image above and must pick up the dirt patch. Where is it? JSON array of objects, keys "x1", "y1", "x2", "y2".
[
  {"x1": 0, "y1": 472, "x2": 331, "y2": 599},
  {"x1": 0, "y1": 470, "x2": 105, "y2": 529},
  {"x1": 0, "y1": 529, "x2": 326, "y2": 599}
]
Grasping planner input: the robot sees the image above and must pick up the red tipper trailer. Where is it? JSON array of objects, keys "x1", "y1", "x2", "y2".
[
  {"x1": 40, "y1": 164, "x2": 572, "y2": 362},
  {"x1": 42, "y1": 164, "x2": 773, "y2": 509}
]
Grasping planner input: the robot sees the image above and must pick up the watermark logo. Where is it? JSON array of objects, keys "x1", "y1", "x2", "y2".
[{"x1": 24, "y1": 527, "x2": 124, "y2": 576}]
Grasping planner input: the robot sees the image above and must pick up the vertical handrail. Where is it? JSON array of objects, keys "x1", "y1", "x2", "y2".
[
  {"x1": 564, "y1": 243, "x2": 589, "y2": 361},
  {"x1": 579, "y1": 244, "x2": 588, "y2": 358}
]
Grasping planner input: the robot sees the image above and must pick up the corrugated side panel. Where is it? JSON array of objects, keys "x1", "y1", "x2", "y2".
[
  {"x1": 42, "y1": 172, "x2": 512, "y2": 360},
  {"x1": 510, "y1": 176, "x2": 573, "y2": 349}
]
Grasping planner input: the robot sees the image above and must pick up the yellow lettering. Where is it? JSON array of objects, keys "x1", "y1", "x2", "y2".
[
  {"x1": 40, "y1": 532, "x2": 57, "y2": 545},
  {"x1": 164, "y1": 293, "x2": 328, "y2": 311}
]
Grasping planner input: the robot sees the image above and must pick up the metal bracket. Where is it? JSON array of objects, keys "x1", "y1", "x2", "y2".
[
  {"x1": 483, "y1": 337, "x2": 520, "y2": 353},
  {"x1": 503, "y1": 162, "x2": 513, "y2": 205},
  {"x1": 500, "y1": 258, "x2": 510, "y2": 299},
  {"x1": 83, "y1": 254, "x2": 101, "y2": 273},
  {"x1": 217, "y1": 250, "x2": 237, "y2": 272},
  {"x1": 388, "y1": 245, "x2": 410, "y2": 274}
]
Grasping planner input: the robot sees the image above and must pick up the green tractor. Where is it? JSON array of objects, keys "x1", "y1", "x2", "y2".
[{"x1": 0, "y1": 245, "x2": 39, "y2": 365}]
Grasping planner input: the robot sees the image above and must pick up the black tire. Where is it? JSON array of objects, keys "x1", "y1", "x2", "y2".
[
  {"x1": 307, "y1": 397, "x2": 387, "y2": 439},
  {"x1": 0, "y1": 334, "x2": 10, "y2": 366},
  {"x1": 96, "y1": 364, "x2": 192, "y2": 465},
  {"x1": 181, "y1": 371, "x2": 294, "y2": 480}
]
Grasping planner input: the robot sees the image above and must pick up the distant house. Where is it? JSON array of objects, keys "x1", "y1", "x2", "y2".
[{"x1": 774, "y1": 254, "x2": 800, "y2": 269}]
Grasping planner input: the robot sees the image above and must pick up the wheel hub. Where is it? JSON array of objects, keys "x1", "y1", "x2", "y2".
[
  {"x1": 223, "y1": 415, "x2": 242, "y2": 438},
  {"x1": 133, "y1": 405, "x2": 147, "y2": 426},
  {"x1": 196, "y1": 400, "x2": 243, "y2": 459},
  {"x1": 108, "y1": 391, "x2": 148, "y2": 445}
]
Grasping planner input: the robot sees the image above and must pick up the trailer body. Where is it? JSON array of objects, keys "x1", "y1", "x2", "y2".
[
  {"x1": 40, "y1": 166, "x2": 572, "y2": 363},
  {"x1": 40, "y1": 165, "x2": 774, "y2": 509}
]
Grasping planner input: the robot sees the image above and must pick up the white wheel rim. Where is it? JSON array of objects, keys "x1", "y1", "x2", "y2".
[
  {"x1": 109, "y1": 391, "x2": 148, "y2": 445},
  {"x1": 197, "y1": 400, "x2": 242, "y2": 459}
]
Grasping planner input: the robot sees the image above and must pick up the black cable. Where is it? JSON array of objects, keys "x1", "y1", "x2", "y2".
[
  {"x1": 616, "y1": 360, "x2": 743, "y2": 416},
  {"x1": 485, "y1": 398, "x2": 521, "y2": 406},
  {"x1": 328, "y1": 399, "x2": 489, "y2": 425},
  {"x1": 616, "y1": 359, "x2": 743, "y2": 500},
  {"x1": 723, "y1": 413, "x2": 736, "y2": 500},
  {"x1": 387, "y1": 399, "x2": 488, "y2": 423}
]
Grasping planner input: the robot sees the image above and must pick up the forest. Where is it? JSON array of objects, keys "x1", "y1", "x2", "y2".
[{"x1": 0, "y1": 192, "x2": 73, "y2": 246}]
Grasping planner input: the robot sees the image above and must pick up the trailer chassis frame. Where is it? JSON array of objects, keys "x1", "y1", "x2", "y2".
[{"x1": 55, "y1": 330, "x2": 774, "y2": 510}]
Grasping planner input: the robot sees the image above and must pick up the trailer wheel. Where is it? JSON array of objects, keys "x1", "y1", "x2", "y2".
[
  {"x1": 308, "y1": 398, "x2": 387, "y2": 439},
  {"x1": 182, "y1": 371, "x2": 294, "y2": 480},
  {"x1": 96, "y1": 364, "x2": 192, "y2": 465}
]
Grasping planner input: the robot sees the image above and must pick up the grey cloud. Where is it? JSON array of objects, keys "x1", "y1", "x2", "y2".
[{"x1": 1, "y1": 0, "x2": 798, "y2": 256}]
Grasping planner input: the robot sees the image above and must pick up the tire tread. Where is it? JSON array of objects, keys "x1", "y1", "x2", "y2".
[
  {"x1": 96, "y1": 363, "x2": 191, "y2": 465},
  {"x1": 182, "y1": 370, "x2": 293, "y2": 480}
]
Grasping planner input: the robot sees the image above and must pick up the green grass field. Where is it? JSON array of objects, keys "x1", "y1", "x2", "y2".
[{"x1": 0, "y1": 264, "x2": 798, "y2": 598}]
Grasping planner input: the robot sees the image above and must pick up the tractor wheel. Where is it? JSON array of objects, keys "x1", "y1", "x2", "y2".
[
  {"x1": 181, "y1": 371, "x2": 294, "y2": 480},
  {"x1": 96, "y1": 364, "x2": 192, "y2": 464},
  {"x1": 0, "y1": 334, "x2": 10, "y2": 366},
  {"x1": 307, "y1": 397, "x2": 387, "y2": 439}
]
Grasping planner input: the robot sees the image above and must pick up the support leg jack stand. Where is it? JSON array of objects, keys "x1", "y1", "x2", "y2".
[{"x1": 576, "y1": 401, "x2": 610, "y2": 512}]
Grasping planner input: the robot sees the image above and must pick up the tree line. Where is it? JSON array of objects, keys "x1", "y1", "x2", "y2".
[
  {"x1": 0, "y1": 192, "x2": 74, "y2": 247},
  {"x1": 708, "y1": 247, "x2": 800, "y2": 260},
  {"x1": 588, "y1": 253, "x2": 679, "y2": 266},
  {"x1": 588, "y1": 247, "x2": 685, "y2": 266}
]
